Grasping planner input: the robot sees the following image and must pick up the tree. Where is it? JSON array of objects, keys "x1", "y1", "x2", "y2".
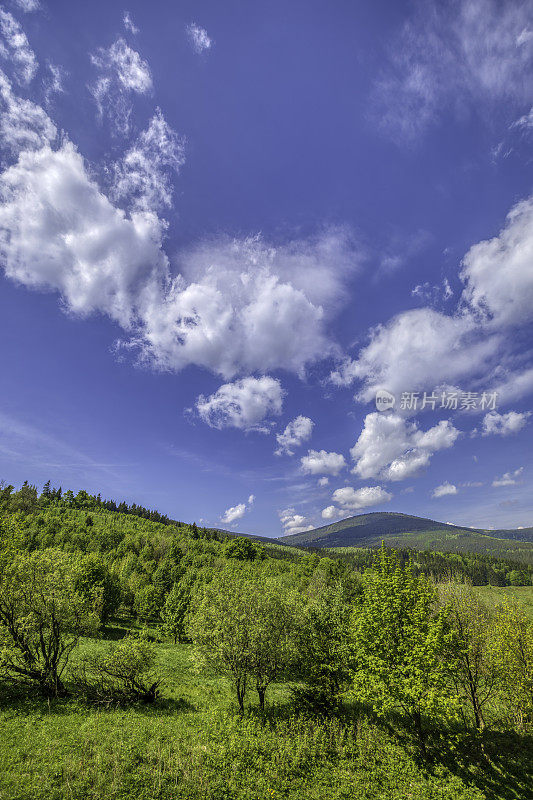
[
  {"x1": 292, "y1": 585, "x2": 352, "y2": 713},
  {"x1": 348, "y1": 546, "x2": 458, "y2": 753},
  {"x1": 439, "y1": 584, "x2": 500, "y2": 730},
  {"x1": 489, "y1": 602, "x2": 533, "y2": 728},
  {"x1": 161, "y1": 582, "x2": 191, "y2": 643},
  {"x1": 74, "y1": 554, "x2": 121, "y2": 624},
  {"x1": 134, "y1": 584, "x2": 162, "y2": 621},
  {"x1": 223, "y1": 537, "x2": 265, "y2": 561},
  {"x1": 188, "y1": 569, "x2": 296, "y2": 713},
  {"x1": 0, "y1": 548, "x2": 98, "y2": 695}
]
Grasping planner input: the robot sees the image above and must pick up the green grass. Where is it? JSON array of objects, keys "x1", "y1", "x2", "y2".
[
  {"x1": 472, "y1": 585, "x2": 533, "y2": 620},
  {"x1": 1, "y1": 630, "x2": 533, "y2": 799}
]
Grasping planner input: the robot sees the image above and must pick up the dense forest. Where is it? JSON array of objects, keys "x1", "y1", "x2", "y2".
[{"x1": 1, "y1": 480, "x2": 533, "y2": 799}]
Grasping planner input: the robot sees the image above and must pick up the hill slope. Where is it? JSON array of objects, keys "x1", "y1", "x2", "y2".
[{"x1": 278, "y1": 511, "x2": 533, "y2": 563}]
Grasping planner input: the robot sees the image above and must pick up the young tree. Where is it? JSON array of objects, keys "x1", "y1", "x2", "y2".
[
  {"x1": 0, "y1": 548, "x2": 98, "y2": 695},
  {"x1": 489, "y1": 602, "x2": 533, "y2": 728},
  {"x1": 161, "y1": 582, "x2": 191, "y2": 643},
  {"x1": 349, "y1": 546, "x2": 458, "y2": 753},
  {"x1": 188, "y1": 569, "x2": 296, "y2": 712},
  {"x1": 439, "y1": 584, "x2": 500, "y2": 730},
  {"x1": 292, "y1": 585, "x2": 352, "y2": 712},
  {"x1": 73, "y1": 553, "x2": 121, "y2": 624}
]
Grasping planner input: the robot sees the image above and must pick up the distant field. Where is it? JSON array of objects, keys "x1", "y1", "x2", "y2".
[{"x1": 472, "y1": 585, "x2": 533, "y2": 619}]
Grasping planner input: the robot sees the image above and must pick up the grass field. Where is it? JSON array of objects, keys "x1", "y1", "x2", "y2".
[
  {"x1": 1, "y1": 621, "x2": 533, "y2": 800},
  {"x1": 472, "y1": 585, "x2": 533, "y2": 620}
]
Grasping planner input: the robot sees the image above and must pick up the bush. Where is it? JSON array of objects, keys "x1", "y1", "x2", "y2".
[{"x1": 72, "y1": 631, "x2": 160, "y2": 705}]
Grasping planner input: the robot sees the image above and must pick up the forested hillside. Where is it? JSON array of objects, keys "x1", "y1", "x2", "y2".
[{"x1": 1, "y1": 480, "x2": 533, "y2": 799}]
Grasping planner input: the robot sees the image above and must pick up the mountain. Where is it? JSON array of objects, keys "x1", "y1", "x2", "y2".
[
  {"x1": 277, "y1": 512, "x2": 533, "y2": 562},
  {"x1": 278, "y1": 512, "x2": 471, "y2": 548}
]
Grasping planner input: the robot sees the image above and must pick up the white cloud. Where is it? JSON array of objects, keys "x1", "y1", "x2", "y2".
[
  {"x1": 137, "y1": 230, "x2": 356, "y2": 379},
  {"x1": 432, "y1": 482, "x2": 458, "y2": 498},
  {"x1": 300, "y1": 449, "x2": 346, "y2": 476},
  {"x1": 187, "y1": 23, "x2": 212, "y2": 54},
  {"x1": 0, "y1": 141, "x2": 168, "y2": 328},
  {"x1": 12, "y1": 0, "x2": 40, "y2": 12},
  {"x1": 375, "y1": 0, "x2": 533, "y2": 142},
  {"x1": 0, "y1": 8, "x2": 37, "y2": 85},
  {"x1": 44, "y1": 63, "x2": 66, "y2": 106},
  {"x1": 221, "y1": 493, "x2": 255, "y2": 524},
  {"x1": 332, "y1": 485, "x2": 392, "y2": 511},
  {"x1": 90, "y1": 38, "x2": 152, "y2": 134},
  {"x1": 196, "y1": 376, "x2": 283, "y2": 432},
  {"x1": 492, "y1": 467, "x2": 524, "y2": 487},
  {"x1": 123, "y1": 11, "x2": 139, "y2": 35},
  {"x1": 221, "y1": 503, "x2": 246, "y2": 524},
  {"x1": 112, "y1": 109, "x2": 185, "y2": 213},
  {"x1": 321, "y1": 505, "x2": 341, "y2": 520},
  {"x1": 461, "y1": 197, "x2": 533, "y2": 327},
  {"x1": 279, "y1": 508, "x2": 314, "y2": 535},
  {"x1": 493, "y1": 367, "x2": 533, "y2": 404},
  {"x1": 275, "y1": 415, "x2": 314, "y2": 456},
  {"x1": 0, "y1": 69, "x2": 56, "y2": 153},
  {"x1": 318, "y1": 476, "x2": 329, "y2": 487},
  {"x1": 350, "y1": 412, "x2": 460, "y2": 482},
  {"x1": 482, "y1": 410, "x2": 531, "y2": 436},
  {"x1": 331, "y1": 308, "x2": 501, "y2": 401}
]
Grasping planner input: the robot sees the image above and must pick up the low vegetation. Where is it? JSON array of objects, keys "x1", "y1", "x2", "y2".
[{"x1": 1, "y1": 481, "x2": 533, "y2": 799}]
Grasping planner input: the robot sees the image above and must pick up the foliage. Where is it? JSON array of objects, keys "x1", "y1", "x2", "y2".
[
  {"x1": 489, "y1": 602, "x2": 533, "y2": 728},
  {"x1": 0, "y1": 548, "x2": 98, "y2": 695},
  {"x1": 348, "y1": 546, "x2": 459, "y2": 750},
  {"x1": 161, "y1": 581, "x2": 191, "y2": 643},
  {"x1": 72, "y1": 631, "x2": 160, "y2": 704}
]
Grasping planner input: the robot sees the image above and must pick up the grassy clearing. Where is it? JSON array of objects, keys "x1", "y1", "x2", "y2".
[
  {"x1": 472, "y1": 585, "x2": 533, "y2": 620},
  {"x1": 1, "y1": 631, "x2": 533, "y2": 800}
]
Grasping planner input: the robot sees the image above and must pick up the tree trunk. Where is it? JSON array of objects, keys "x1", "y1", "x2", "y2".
[
  {"x1": 257, "y1": 686, "x2": 265, "y2": 711},
  {"x1": 413, "y1": 709, "x2": 427, "y2": 757}
]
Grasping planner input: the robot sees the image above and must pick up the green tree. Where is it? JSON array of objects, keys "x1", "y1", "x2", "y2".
[
  {"x1": 0, "y1": 548, "x2": 97, "y2": 695},
  {"x1": 293, "y1": 585, "x2": 352, "y2": 712},
  {"x1": 223, "y1": 537, "x2": 265, "y2": 561},
  {"x1": 489, "y1": 602, "x2": 533, "y2": 728},
  {"x1": 439, "y1": 584, "x2": 500, "y2": 730},
  {"x1": 161, "y1": 582, "x2": 191, "y2": 643},
  {"x1": 349, "y1": 546, "x2": 458, "y2": 752},
  {"x1": 74, "y1": 553, "x2": 121, "y2": 624},
  {"x1": 135, "y1": 584, "x2": 161, "y2": 621},
  {"x1": 188, "y1": 569, "x2": 296, "y2": 712}
]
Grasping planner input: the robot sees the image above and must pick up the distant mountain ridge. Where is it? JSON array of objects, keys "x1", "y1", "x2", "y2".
[{"x1": 277, "y1": 511, "x2": 533, "y2": 550}]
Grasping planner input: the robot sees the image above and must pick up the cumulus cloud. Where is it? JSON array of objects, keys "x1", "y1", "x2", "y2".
[
  {"x1": 331, "y1": 308, "x2": 501, "y2": 402},
  {"x1": 112, "y1": 109, "x2": 185, "y2": 213},
  {"x1": 482, "y1": 410, "x2": 531, "y2": 436},
  {"x1": 221, "y1": 503, "x2": 246, "y2": 524},
  {"x1": 492, "y1": 467, "x2": 524, "y2": 487},
  {"x1": 0, "y1": 76, "x2": 359, "y2": 385},
  {"x1": 321, "y1": 505, "x2": 341, "y2": 520},
  {"x1": 374, "y1": 0, "x2": 533, "y2": 142},
  {"x1": 0, "y1": 69, "x2": 56, "y2": 153},
  {"x1": 196, "y1": 376, "x2": 283, "y2": 432},
  {"x1": 220, "y1": 493, "x2": 255, "y2": 525},
  {"x1": 300, "y1": 449, "x2": 346, "y2": 476},
  {"x1": 187, "y1": 23, "x2": 212, "y2": 54},
  {"x1": 350, "y1": 412, "x2": 460, "y2": 482},
  {"x1": 90, "y1": 38, "x2": 152, "y2": 134},
  {"x1": 275, "y1": 415, "x2": 314, "y2": 456},
  {"x1": 461, "y1": 197, "x2": 533, "y2": 327},
  {"x1": 136, "y1": 230, "x2": 356, "y2": 379},
  {"x1": 318, "y1": 476, "x2": 329, "y2": 487},
  {"x1": 0, "y1": 7, "x2": 37, "y2": 85},
  {"x1": 123, "y1": 11, "x2": 139, "y2": 35},
  {"x1": 332, "y1": 485, "x2": 392, "y2": 511},
  {"x1": 432, "y1": 482, "x2": 458, "y2": 498},
  {"x1": 0, "y1": 141, "x2": 169, "y2": 328},
  {"x1": 279, "y1": 508, "x2": 314, "y2": 535}
]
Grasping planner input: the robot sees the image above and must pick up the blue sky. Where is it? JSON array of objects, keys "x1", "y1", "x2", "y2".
[{"x1": 1, "y1": 0, "x2": 533, "y2": 536}]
